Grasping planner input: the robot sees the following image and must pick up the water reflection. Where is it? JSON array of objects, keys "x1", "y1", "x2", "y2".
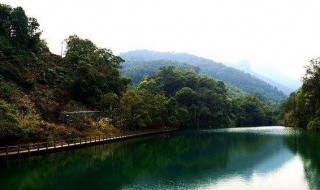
[
  {"x1": 0, "y1": 127, "x2": 319, "y2": 190},
  {"x1": 284, "y1": 130, "x2": 320, "y2": 190}
]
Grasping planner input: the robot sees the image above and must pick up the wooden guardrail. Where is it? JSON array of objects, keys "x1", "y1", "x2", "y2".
[{"x1": 0, "y1": 128, "x2": 178, "y2": 158}]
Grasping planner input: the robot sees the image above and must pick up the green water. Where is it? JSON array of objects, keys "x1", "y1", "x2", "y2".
[{"x1": 0, "y1": 126, "x2": 320, "y2": 190}]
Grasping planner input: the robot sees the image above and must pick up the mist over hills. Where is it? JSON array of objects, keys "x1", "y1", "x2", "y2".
[
  {"x1": 120, "y1": 50, "x2": 287, "y2": 104},
  {"x1": 226, "y1": 60, "x2": 301, "y2": 95}
]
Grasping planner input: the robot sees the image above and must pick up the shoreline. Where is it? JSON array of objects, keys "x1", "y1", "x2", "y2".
[{"x1": 0, "y1": 128, "x2": 178, "y2": 160}]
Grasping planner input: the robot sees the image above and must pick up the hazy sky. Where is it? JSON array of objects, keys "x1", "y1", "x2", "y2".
[{"x1": 3, "y1": 0, "x2": 320, "y2": 80}]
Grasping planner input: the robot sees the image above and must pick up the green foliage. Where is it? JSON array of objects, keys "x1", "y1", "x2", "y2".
[
  {"x1": 121, "y1": 50, "x2": 286, "y2": 104},
  {"x1": 279, "y1": 58, "x2": 320, "y2": 129},
  {"x1": 0, "y1": 4, "x2": 43, "y2": 52},
  {"x1": 0, "y1": 99, "x2": 20, "y2": 143},
  {"x1": 64, "y1": 35, "x2": 131, "y2": 107},
  {"x1": 118, "y1": 66, "x2": 275, "y2": 129},
  {"x1": 0, "y1": 4, "x2": 131, "y2": 144},
  {"x1": 307, "y1": 118, "x2": 320, "y2": 130},
  {"x1": 232, "y1": 95, "x2": 271, "y2": 126},
  {"x1": 0, "y1": 4, "x2": 12, "y2": 38},
  {"x1": 11, "y1": 7, "x2": 29, "y2": 47},
  {"x1": 175, "y1": 87, "x2": 198, "y2": 107},
  {"x1": 165, "y1": 98, "x2": 190, "y2": 127},
  {"x1": 118, "y1": 90, "x2": 152, "y2": 128},
  {"x1": 121, "y1": 59, "x2": 198, "y2": 85},
  {"x1": 0, "y1": 81, "x2": 16, "y2": 101},
  {"x1": 0, "y1": 99, "x2": 18, "y2": 128}
]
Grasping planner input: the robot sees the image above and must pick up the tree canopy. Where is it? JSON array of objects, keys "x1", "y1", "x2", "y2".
[{"x1": 279, "y1": 58, "x2": 320, "y2": 130}]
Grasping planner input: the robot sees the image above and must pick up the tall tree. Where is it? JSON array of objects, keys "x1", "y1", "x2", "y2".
[
  {"x1": 11, "y1": 7, "x2": 28, "y2": 47},
  {"x1": 0, "y1": 4, "x2": 12, "y2": 38},
  {"x1": 64, "y1": 35, "x2": 130, "y2": 107}
]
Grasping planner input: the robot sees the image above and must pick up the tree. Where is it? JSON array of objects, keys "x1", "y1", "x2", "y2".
[
  {"x1": 0, "y1": 4, "x2": 12, "y2": 38},
  {"x1": 118, "y1": 90, "x2": 151, "y2": 128},
  {"x1": 174, "y1": 87, "x2": 198, "y2": 107},
  {"x1": 0, "y1": 99, "x2": 20, "y2": 141},
  {"x1": 27, "y1": 17, "x2": 41, "y2": 51},
  {"x1": 233, "y1": 95, "x2": 267, "y2": 127},
  {"x1": 11, "y1": 7, "x2": 28, "y2": 47},
  {"x1": 64, "y1": 35, "x2": 130, "y2": 107},
  {"x1": 279, "y1": 58, "x2": 320, "y2": 129}
]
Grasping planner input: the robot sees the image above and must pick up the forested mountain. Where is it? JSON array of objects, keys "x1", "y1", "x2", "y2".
[
  {"x1": 121, "y1": 58, "x2": 246, "y2": 98},
  {"x1": 120, "y1": 50, "x2": 286, "y2": 104},
  {"x1": 278, "y1": 58, "x2": 320, "y2": 130}
]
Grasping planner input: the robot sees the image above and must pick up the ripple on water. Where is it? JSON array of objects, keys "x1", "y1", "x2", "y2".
[{"x1": 201, "y1": 126, "x2": 303, "y2": 137}]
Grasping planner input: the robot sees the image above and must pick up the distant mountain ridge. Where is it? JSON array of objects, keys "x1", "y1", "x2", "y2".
[
  {"x1": 226, "y1": 60, "x2": 301, "y2": 95},
  {"x1": 120, "y1": 50, "x2": 287, "y2": 104}
]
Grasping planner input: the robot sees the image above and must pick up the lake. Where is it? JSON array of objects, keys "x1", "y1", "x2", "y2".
[{"x1": 0, "y1": 126, "x2": 319, "y2": 190}]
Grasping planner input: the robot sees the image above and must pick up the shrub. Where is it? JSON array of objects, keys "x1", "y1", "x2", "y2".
[
  {"x1": 0, "y1": 99, "x2": 20, "y2": 144},
  {"x1": 307, "y1": 118, "x2": 320, "y2": 130}
]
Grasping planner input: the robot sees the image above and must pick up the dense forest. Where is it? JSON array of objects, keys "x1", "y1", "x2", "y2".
[
  {"x1": 121, "y1": 59, "x2": 247, "y2": 98},
  {"x1": 120, "y1": 50, "x2": 286, "y2": 104},
  {"x1": 0, "y1": 4, "x2": 282, "y2": 145},
  {"x1": 278, "y1": 58, "x2": 320, "y2": 130}
]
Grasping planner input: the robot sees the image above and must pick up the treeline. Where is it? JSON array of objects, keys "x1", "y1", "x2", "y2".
[
  {"x1": 278, "y1": 58, "x2": 320, "y2": 130},
  {"x1": 0, "y1": 4, "x2": 277, "y2": 145},
  {"x1": 120, "y1": 67, "x2": 276, "y2": 129}
]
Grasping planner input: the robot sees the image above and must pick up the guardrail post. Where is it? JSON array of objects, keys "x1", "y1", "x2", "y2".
[
  {"x1": 6, "y1": 146, "x2": 8, "y2": 156},
  {"x1": 46, "y1": 142, "x2": 48, "y2": 150},
  {"x1": 90, "y1": 137, "x2": 91, "y2": 143},
  {"x1": 28, "y1": 144, "x2": 30, "y2": 153},
  {"x1": 54, "y1": 141, "x2": 56, "y2": 148},
  {"x1": 37, "y1": 142, "x2": 40, "y2": 151},
  {"x1": 61, "y1": 141, "x2": 63, "y2": 147},
  {"x1": 18, "y1": 145, "x2": 20, "y2": 155}
]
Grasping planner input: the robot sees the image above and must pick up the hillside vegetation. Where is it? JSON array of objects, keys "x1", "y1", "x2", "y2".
[
  {"x1": 0, "y1": 4, "x2": 278, "y2": 145},
  {"x1": 121, "y1": 59, "x2": 247, "y2": 98},
  {"x1": 279, "y1": 58, "x2": 320, "y2": 130},
  {"x1": 121, "y1": 59, "x2": 198, "y2": 85},
  {"x1": 0, "y1": 4, "x2": 129, "y2": 144},
  {"x1": 120, "y1": 50, "x2": 287, "y2": 104}
]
